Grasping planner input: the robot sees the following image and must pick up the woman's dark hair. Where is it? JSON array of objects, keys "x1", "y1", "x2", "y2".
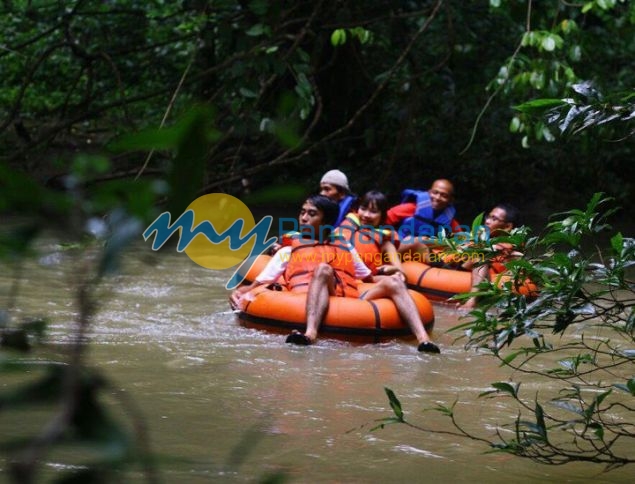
[
  {"x1": 358, "y1": 190, "x2": 389, "y2": 225},
  {"x1": 305, "y1": 194, "x2": 339, "y2": 230}
]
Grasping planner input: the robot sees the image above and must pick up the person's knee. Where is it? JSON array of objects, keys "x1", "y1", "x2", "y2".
[
  {"x1": 314, "y1": 263, "x2": 334, "y2": 280},
  {"x1": 378, "y1": 275, "x2": 403, "y2": 294}
]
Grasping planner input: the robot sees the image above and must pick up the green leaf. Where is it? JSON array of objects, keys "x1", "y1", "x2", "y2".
[
  {"x1": 384, "y1": 387, "x2": 404, "y2": 421},
  {"x1": 369, "y1": 417, "x2": 403, "y2": 432},
  {"x1": 330, "y1": 29, "x2": 346, "y2": 46},
  {"x1": 614, "y1": 378, "x2": 635, "y2": 395},
  {"x1": 72, "y1": 155, "x2": 111, "y2": 180},
  {"x1": 594, "y1": 390, "x2": 612, "y2": 408},
  {"x1": 166, "y1": 106, "x2": 218, "y2": 217},
  {"x1": 471, "y1": 212, "x2": 485, "y2": 240},
  {"x1": 239, "y1": 87, "x2": 258, "y2": 98},
  {"x1": 270, "y1": 122, "x2": 300, "y2": 149},
  {"x1": 590, "y1": 422, "x2": 604, "y2": 440},
  {"x1": 0, "y1": 365, "x2": 65, "y2": 407},
  {"x1": 610, "y1": 232, "x2": 624, "y2": 254},
  {"x1": 246, "y1": 23, "x2": 266, "y2": 37},
  {"x1": 501, "y1": 350, "x2": 524, "y2": 365},
  {"x1": 0, "y1": 329, "x2": 30, "y2": 351},
  {"x1": 0, "y1": 359, "x2": 64, "y2": 374},
  {"x1": 534, "y1": 401, "x2": 547, "y2": 438},
  {"x1": 514, "y1": 99, "x2": 566, "y2": 113},
  {"x1": 479, "y1": 389, "x2": 498, "y2": 398},
  {"x1": 434, "y1": 403, "x2": 454, "y2": 417},
  {"x1": 490, "y1": 382, "x2": 519, "y2": 398},
  {"x1": 541, "y1": 36, "x2": 556, "y2": 51}
]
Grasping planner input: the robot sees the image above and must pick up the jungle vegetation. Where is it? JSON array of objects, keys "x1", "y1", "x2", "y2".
[
  {"x1": 1, "y1": 0, "x2": 634, "y2": 481},
  {"x1": 381, "y1": 193, "x2": 634, "y2": 470},
  {"x1": 1, "y1": 0, "x2": 634, "y2": 225}
]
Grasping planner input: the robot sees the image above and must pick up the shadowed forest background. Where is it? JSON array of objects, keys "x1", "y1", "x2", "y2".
[
  {"x1": 2, "y1": 0, "x2": 634, "y2": 231},
  {"x1": 1, "y1": 2, "x2": 634, "y2": 482}
]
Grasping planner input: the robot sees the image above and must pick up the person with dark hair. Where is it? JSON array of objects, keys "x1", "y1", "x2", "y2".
[
  {"x1": 492, "y1": 202, "x2": 520, "y2": 227},
  {"x1": 319, "y1": 169, "x2": 357, "y2": 227},
  {"x1": 386, "y1": 179, "x2": 462, "y2": 263},
  {"x1": 230, "y1": 195, "x2": 440, "y2": 353},
  {"x1": 460, "y1": 203, "x2": 523, "y2": 309},
  {"x1": 335, "y1": 190, "x2": 402, "y2": 277}
]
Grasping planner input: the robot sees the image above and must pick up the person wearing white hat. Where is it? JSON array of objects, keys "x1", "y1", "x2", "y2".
[{"x1": 319, "y1": 169, "x2": 356, "y2": 227}]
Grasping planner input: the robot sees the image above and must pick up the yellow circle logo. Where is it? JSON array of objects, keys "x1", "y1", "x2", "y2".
[{"x1": 183, "y1": 193, "x2": 256, "y2": 270}]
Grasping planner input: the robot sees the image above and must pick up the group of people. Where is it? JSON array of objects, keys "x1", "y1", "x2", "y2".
[{"x1": 230, "y1": 169, "x2": 522, "y2": 353}]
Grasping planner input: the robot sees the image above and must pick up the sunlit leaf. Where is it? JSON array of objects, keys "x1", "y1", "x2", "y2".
[
  {"x1": 541, "y1": 36, "x2": 556, "y2": 51},
  {"x1": 611, "y1": 233, "x2": 624, "y2": 254}
]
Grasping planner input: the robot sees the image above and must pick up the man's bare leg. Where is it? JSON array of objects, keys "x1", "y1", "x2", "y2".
[
  {"x1": 362, "y1": 276, "x2": 440, "y2": 353},
  {"x1": 287, "y1": 263, "x2": 335, "y2": 345}
]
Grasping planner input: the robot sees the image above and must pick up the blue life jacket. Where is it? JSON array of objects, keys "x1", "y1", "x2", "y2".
[
  {"x1": 334, "y1": 195, "x2": 356, "y2": 227},
  {"x1": 398, "y1": 189, "x2": 456, "y2": 238}
]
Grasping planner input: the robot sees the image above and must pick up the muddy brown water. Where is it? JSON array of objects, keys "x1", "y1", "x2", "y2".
[{"x1": 0, "y1": 238, "x2": 631, "y2": 483}]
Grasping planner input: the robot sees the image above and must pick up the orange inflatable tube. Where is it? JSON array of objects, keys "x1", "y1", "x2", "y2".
[
  {"x1": 402, "y1": 261, "x2": 538, "y2": 302},
  {"x1": 235, "y1": 255, "x2": 434, "y2": 343}
]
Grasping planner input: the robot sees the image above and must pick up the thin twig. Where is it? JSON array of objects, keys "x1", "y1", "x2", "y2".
[
  {"x1": 134, "y1": 50, "x2": 197, "y2": 180},
  {"x1": 460, "y1": 0, "x2": 533, "y2": 154},
  {"x1": 204, "y1": 0, "x2": 445, "y2": 191}
]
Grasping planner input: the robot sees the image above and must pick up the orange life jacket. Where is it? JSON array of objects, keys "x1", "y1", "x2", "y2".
[
  {"x1": 336, "y1": 214, "x2": 397, "y2": 274},
  {"x1": 285, "y1": 238, "x2": 359, "y2": 297},
  {"x1": 490, "y1": 242, "x2": 516, "y2": 273},
  {"x1": 279, "y1": 231, "x2": 300, "y2": 247}
]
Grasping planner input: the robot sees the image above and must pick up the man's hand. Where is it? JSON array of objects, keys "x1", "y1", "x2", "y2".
[{"x1": 229, "y1": 285, "x2": 253, "y2": 310}]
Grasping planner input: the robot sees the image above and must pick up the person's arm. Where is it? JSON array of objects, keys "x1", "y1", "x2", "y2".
[
  {"x1": 229, "y1": 280, "x2": 264, "y2": 309},
  {"x1": 253, "y1": 247, "x2": 289, "y2": 283},
  {"x1": 229, "y1": 248, "x2": 289, "y2": 309},
  {"x1": 385, "y1": 203, "x2": 415, "y2": 226},
  {"x1": 376, "y1": 240, "x2": 409, "y2": 282},
  {"x1": 345, "y1": 243, "x2": 372, "y2": 281}
]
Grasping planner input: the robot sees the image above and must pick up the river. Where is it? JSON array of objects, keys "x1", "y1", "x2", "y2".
[{"x1": 0, "y1": 238, "x2": 631, "y2": 483}]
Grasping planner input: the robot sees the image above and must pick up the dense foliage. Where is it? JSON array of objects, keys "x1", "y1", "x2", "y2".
[
  {"x1": 0, "y1": 118, "x2": 204, "y2": 482},
  {"x1": 380, "y1": 194, "x2": 634, "y2": 469},
  {"x1": 1, "y1": 0, "x2": 634, "y2": 222},
  {"x1": 1, "y1": 0, "x2": 635, "y2": 479}
]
